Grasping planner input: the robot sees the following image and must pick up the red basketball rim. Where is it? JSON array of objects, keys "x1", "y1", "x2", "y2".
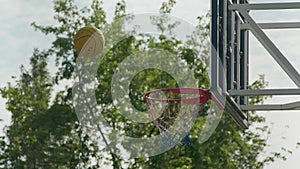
[{"x1": 145, "y1": 88, "x2": 211, "y2": 104}]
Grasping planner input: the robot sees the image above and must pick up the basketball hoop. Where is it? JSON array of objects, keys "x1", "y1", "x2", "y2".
[{"x1": 145, "y1": 88, "x2": 211, "y2": 148}]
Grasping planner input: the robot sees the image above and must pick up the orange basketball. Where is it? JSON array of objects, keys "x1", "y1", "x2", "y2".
[{"x1": 74, "y1": 26, "x2": 105, "y2": 57}]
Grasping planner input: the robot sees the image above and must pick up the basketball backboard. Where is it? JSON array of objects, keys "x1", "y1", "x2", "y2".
[
  {"x1": 211, "y1": 0, "x2": 249, "y2": 129},
  {"x1": 211, "y1": 0, "x2": 300, "y2": 129}
]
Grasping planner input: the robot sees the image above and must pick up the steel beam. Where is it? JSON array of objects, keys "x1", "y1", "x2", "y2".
[
  {"x1": 229, "y1": 89, "x2": 300, "y2": 96},
  {"x1": 211, "y1": 0, "x2": 219, "y2": 93},
  {"x1": 229, "y1": 2, "x2": 300, "y2": 10},
  {"x1": 241, "y1": 22, "x2": 300, "y2": 30},
  {"x1": 225, "y1": 93, "x2": 248, "y2": 129},
  {"x1": 241, "y1": 101, "x2": 300, "y2": 111}
]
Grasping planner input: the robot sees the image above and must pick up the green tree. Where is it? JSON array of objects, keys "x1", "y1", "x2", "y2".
[
  {"x1": 0, "y1": 0, "x2": 291, "y2": 168},
  {"x1": 1, "y1": 45, "x2": 98, "y2": 168}
]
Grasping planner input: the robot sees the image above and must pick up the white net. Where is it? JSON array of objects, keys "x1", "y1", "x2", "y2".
[{"x1": 145, "y1": 88, "x2": 210, "y2": 148}]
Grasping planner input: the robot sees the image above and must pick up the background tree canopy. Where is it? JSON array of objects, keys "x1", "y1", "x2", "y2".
[{"x1": 0, "y1": 0, "x2": 292, "y2": 168}]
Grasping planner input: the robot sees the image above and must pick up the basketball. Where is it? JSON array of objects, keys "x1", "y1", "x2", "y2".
[{"x1": 74, "y1": 26, "x2": 105, "y2": 57}]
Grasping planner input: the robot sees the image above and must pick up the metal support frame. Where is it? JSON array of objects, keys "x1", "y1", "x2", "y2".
[
  {"x1": 227, "y1": 0, "x2": 300, "y2": 112},
  {"x1": 230, "y1": 2, "x2": 300, "y2": 87},
  {"x1": 212, "y1": 0, "x2": 300, "y2": 129}
]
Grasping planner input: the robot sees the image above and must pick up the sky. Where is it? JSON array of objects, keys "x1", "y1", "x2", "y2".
[{"x1": 1, "y1": 0, "x2": 300, "y2": 168}]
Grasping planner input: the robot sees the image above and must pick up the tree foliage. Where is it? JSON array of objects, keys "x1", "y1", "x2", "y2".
[
  {"x1": 0, "y1": 49, "x2": 99, "y2": 168},
  {"x1": 0, "y1": 0, "x2": 290, "y2": 168}
]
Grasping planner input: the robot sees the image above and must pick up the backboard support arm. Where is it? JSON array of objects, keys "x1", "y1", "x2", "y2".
[
  {"x1": 211, "y1": 0, "x2": 300, "y2": 129},
  {"x1": 228, "y1": 1, "x2": 300, "y2": 88}
]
